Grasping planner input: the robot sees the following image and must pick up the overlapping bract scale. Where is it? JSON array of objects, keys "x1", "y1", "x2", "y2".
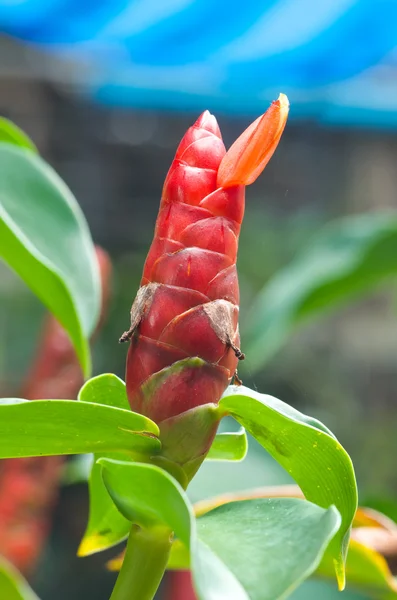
[{"x1": 125, "y1": 98, "x2": 289, "y2": 424}]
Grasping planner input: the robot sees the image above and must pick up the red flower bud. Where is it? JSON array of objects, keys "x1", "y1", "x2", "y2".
[{"x1": 123, "y1": 96, "x2": 289, "y2": 428}]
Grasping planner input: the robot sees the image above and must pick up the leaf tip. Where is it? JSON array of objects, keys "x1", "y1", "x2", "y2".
[
  {"x1": 334, "y1": 557, "x2": 346, "y2": 591},
  {"x1": 77, "y1": 535, "x2": 103, "y2": 557}
]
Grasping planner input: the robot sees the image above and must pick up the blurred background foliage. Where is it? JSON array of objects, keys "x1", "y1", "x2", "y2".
[{"x1": 1, "y1": 1, "x2": 397, "y2": 598}]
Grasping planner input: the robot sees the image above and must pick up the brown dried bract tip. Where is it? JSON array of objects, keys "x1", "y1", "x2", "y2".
[
  {"x1": 119, "y1": 284, "x2": 159, "y2": 343},
  {"x1": 119, "y1": 331, "x2": 132, "y2": 344}
]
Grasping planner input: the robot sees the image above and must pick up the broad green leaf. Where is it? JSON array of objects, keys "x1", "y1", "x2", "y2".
[
  {"x1": 193, "y1": 499, "x2": 341, "y2": 600},
  {"x1": 244, "y1": 213, "x2": 397, "y2": 371},
  {"x1": 206, "y1": 428, "x2": 248, "y2": 462},
  {"x1": 0, "y1": 118, "x2": 37, "y2": 152},
  {"x1": 194, "y1": 541, "x2": 247, "y2": 600},
  {"x1": 78, "y1": 374, "x2": 132, "y2": 556},
  {"x1": 0, "y1": 399, "x2": 160, "y2": 457},
  {"x1": 192, "y1": 486, "x2": 387, "y2": 527},
  {"x1": 0, "y1": 144, "x2": 100, "y2": 375},
  {"x1": 98, "y1": 459, "x2": 192, "y2": 543},
  {"x1": 165, "y1": 500, "x2": 342, "y2": 600},
  {"x1": 188, "y1": 485, "x2": 397, "y2": 600},
  {"x1": 318, "y1": 538, "x2": 397, "y2": 599},
  {"x1": 111, "y1": 485, "x2": 301, "y2": 572},
  {"x1": 78, "y1": 373, "x2": 130, "y2": 410},
  {"x1": 101, "y1": 460, "x2": 342, "y2": 600},
  {"x1": 0, "y1": 558, "x2": 39, "y2": 600},
  {"x1": 219, "y1": 386, "x2": 358, "y2": 587}
]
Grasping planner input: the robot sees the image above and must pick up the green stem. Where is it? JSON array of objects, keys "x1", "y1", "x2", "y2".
[{"x1": 110, "y1": 525, "x2": 172, "y2": 600}]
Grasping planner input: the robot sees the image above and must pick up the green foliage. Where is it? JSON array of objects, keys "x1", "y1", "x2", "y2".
[
  {"x1": 80, "y1": 375, "x2": 357, "y2": 596},
  {"x1": 0, "y1": 398, "x2": 159, "y2": 457},
  {"x1": 244, "y1": 213, "x2": 397, "y2": 371},
  {"x1": 206, "y1": 428, "x2": 248, "y2": 461},
  {"x1": 0, "y1": 143, "x2": 100, "y2": 375},
  {"x1": 99, "y1": 459, "x2": 192, "y2": 538},
  {"x1": 0, "y1": 559, "x2": 39, "y2": 600},
  {"x1": 219, "y1": 386, "x2": 358, "y2": 586},
  {"x1": 75, "y1": 375, "x2": 248, "y2": 555},
  {"x1": 99, "y1": 460, "x2": 191, "y2": 600},
  {"x1": 78, "y1": 374, "x2": 134, "y2": 555},
  {"x1": 78, "y1": 373, "x2": 131, "y2": 410},
  {"x1": 0, "y1": 372, "x2": 358, "y2": 598},
  {"x1": 186, "y1": 486, "x2": 397, "y2": 600},
  {"x1": 193, "y1": 499, "x2": 341, "y2": 600},
  {"x1": 0, "y1": 118, "x2": 37, "y2": 153},
  {"x1": 99, "y1": 459, "x2": 341, "y2": 600},
  {"x1": 78, "y1": 448, "x2": 133, "y2": 556},
  {"x1": 0, "y1": 119, "x2": 368, "y2": 600}
]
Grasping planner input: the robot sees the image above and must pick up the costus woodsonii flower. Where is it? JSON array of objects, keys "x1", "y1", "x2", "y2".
[{"x1": 121, "y1": 95, "x2": 289, "y2": 467}]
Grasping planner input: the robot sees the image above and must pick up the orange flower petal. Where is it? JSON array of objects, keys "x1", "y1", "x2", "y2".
[{"x1": 217, "y1": 93, "x2": 289, "y2": 188}]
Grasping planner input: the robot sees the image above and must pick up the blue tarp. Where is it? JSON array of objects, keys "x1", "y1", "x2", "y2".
[{"x1": 1, "y1": 0, "x2": 397, "y2": 126}]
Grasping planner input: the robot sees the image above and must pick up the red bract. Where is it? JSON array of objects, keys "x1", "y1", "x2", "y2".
[{"x1": 123, "y1": 95, "x2": 289, "y2": 426}]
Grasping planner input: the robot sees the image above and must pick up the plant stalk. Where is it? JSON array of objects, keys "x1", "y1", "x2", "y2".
[{"x1": 110, "y1": 524, "x2": 172, "y2": 600}]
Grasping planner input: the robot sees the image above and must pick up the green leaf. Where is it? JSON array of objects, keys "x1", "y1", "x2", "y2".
[
  {"x1": 78, "y1": 450, "x2": 132, "y2": 556},
  {"x1": 0, "y1": 558, "x2": 39, "y2": 600},
  {"x1": 0, "y1": 399, "x2": 160, "y2": 457},
  {"x1": 219, "y1": 386, "x2": 358, "y2": 587},
  {"x1": 194, "y1": 541, "x2": 247, "y2": 599},
  {"x1": 79, "y1": 377, "x2": 186, "y2": 557},
  {"x1": 101, "y1": 460, "x2": 342, "y2": 600},
  {"x1": 193, "y1": 499, "x2": 341, "y2": 600},
  {"x1": 206, "y1": 428, "x2": 248, "y2": 461},
  {"x1": 0, "y1": 118, "x2": 37, "y2": 152},
  {"x1": 99, "y1": 460, "x2": 193, "y2": 600},
  {"x1": 0, "y1": 144, "x2": 101, "y2": 376},
  {"x1": 77, "y1": 374, "x2": 133, "y2": 556},
  {"x1": 244, "y1": 213, "x2": 397, "y2": 370},
  {"x1": 78, "y1": 373, "x2": 130, "y2": 410},
  {"x1": 98, "y1": 459, "x2": 193, "y2": 544},
  {"x1": 187, "y1": 486, "x2": 397, "y2": 599}
]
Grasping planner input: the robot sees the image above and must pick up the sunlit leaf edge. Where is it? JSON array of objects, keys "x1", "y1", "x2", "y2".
[{"x1": 0, "y1": 117, "x2": 37, "y2": 152}]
